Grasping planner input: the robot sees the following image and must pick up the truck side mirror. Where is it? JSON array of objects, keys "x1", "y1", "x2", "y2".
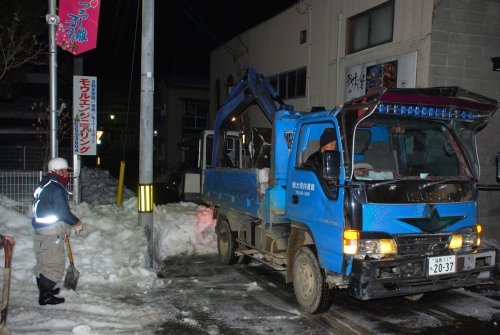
[
  {"x1": 497, "y1": 153, "x2": 500, "y2": 182},
  {"x1": 322, "y1": 150, "x2": 340, "y2": 180}
]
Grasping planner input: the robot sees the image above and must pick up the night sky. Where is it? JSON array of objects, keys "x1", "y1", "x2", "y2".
[{"x1": 82, "y1": 0, "x2": 299, "y2": 79}]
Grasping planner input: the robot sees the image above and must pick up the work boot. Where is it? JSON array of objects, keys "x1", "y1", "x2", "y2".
[
  {"x1": 38, "y1": 274, "x2": 65, "y2": 305},
  {"x1": 36, "y1": 276, "x2": 60, "y2": 295}
]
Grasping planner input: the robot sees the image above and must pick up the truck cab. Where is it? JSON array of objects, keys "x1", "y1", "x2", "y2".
[
  {"x1": 202, "y1": 68, "x2": 499, "y2": 314},
  {"x1": 286, "y1": 92, "x2": 496, "y2": 304}
]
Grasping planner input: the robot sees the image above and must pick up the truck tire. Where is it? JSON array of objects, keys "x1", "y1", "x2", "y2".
[
  {"x1": 293, "y1": 246, "x2": 333, "y2": 314},
  {"x1": 217, "y1": 219, "x2": 238, "y2": 265}
]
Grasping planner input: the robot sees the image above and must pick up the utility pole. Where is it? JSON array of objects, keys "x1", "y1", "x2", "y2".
[
  {"x1": 138, "y1": 0, "x2": 155, "y2": 264},
  {"x1": 73, "y1": 57, "x2": 84, "y2": 204},
  {"x1": 47, "y1": 0, "x2": 58, "y2": 159}
]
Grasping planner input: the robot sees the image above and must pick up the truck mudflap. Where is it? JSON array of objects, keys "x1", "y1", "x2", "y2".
[{"x1": 348, "y1": 249, "x2": 497, "y2": 301}]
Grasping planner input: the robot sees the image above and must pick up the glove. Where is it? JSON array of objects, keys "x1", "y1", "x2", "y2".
[{"x1": 74, "y1": 221, "x2": 83, "y2": 236}]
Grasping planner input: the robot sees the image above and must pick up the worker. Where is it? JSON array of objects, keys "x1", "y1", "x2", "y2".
[
  {"x1": 31, "y1": 157, "x2": 83, "y2": 305},
  {"x1": 305, "y1": 128, "x2": 338, "y2": 172},
  {"x1": 305, "y1": 128, "x2": 339, "y2": 196}
]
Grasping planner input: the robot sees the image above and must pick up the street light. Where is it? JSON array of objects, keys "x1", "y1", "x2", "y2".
[
  {"x1": 96, "y1": 130, "x2": 104, "y2": 144},
  {"x1": 96, "y1": 130, "x2": 104, "y2": 166}
]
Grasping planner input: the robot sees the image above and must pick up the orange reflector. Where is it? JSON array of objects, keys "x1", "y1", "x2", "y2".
[{"x1": 344, "y1": 230, "x2": 359, "y2": 240}]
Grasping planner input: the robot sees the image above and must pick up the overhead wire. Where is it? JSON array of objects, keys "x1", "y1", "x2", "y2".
[
  {"x1": 104, "y1": 0, "x2": 132, "y2": 74},
  {"x1": 122, "y1": 0, "x2": 141, "y2": 161}
]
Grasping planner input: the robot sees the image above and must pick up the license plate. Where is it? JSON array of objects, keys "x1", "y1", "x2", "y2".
[{"x1": 428, "y1": 255, "x2": 456, "y2": 276}]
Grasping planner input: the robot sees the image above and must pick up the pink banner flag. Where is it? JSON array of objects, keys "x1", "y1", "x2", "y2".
[{"x1": 56, "y1": 0, "x2": 101, "y2": 55}]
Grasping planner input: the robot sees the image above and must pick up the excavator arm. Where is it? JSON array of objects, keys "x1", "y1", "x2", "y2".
[{"x1": 211, "y1": 67, "x2": 291, "y2": 166}]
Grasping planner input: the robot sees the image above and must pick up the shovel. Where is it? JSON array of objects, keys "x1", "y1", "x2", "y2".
[
  {"x1": 0, "y1": 235, "x2": 14, "y2": 335},
  {"x1": 63, "y1": 236, "x2": 79, "y2": 291}
]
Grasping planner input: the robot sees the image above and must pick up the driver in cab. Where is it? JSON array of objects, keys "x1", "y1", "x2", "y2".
[{"x1": 305, "y1": 128, "x2": 339, "y2": 196}]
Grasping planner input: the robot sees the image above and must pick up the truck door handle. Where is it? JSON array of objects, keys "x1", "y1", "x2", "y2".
[{"x1": 292, "y1": 194, "x2": 299, "y2": 204}]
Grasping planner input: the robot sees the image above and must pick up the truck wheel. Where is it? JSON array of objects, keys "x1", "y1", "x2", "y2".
[
  {"x1": 293, "y1": 246, "x2": 333, "y2": 314},
  {"x1": 217, "y1": 219, "x2": 237, "y2": 265}
]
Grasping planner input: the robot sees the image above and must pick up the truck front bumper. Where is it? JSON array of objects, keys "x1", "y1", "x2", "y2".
[{"x1": 348, "y1": 249, "x2": 497, "y2": 300}]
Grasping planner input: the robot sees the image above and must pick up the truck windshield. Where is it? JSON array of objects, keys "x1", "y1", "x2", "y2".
[{"x1": 352, "y1": 116, "x2": 473, "y2": 181}]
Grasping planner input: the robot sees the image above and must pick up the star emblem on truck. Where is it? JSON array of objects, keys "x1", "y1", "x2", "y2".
[{"x1": 400, "y1": 204, "x2": 465, "y2": 233}]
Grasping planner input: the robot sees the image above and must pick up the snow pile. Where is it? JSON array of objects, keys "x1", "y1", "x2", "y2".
[
  {"x1": 0, "y1": 167, "x2": 216, "y2": 334},
  {"x1": 80, "y1": 167, "x2": 135, "y2": 205},
  {"x1": 153, "y1": 202, "x2": 216, "y2": 261}
]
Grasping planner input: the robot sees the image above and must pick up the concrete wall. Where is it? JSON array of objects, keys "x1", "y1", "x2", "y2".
[{"x1": 429, "y1": 0, "x2": 500, "y2": 241}]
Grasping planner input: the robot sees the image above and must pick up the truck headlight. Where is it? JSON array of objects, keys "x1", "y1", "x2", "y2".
[
  {"x1": 358, "y1": 239, "x2": 397, "y2": 255},
  {"x1": 449, "y1": 234, "x2": 463, "y2": 249},
  {"x1": 343, "y1": 230, "x2": 397, "y2": 259},
  {"x1": 449, "y1": 225, "x2": 481, "y2": 251}
]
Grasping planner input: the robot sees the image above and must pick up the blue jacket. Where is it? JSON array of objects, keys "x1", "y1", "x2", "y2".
[{"x1": 32, "y1": 174, "x2": 79, "y2": 231}]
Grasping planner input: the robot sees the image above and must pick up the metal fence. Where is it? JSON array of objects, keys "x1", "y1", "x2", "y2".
[
  {"x1": 0, "y1": 170, "x2": 74, "y2": 214},
  {"x1": 0, "y1": 145, "x2": 72, "y2": 170}
]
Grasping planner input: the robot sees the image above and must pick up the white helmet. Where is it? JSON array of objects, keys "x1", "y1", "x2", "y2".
[{"x1": 48, "y1": 157, "x2": 70, "y2": 171}]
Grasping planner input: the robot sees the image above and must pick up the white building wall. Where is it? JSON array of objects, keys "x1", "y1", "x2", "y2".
[{"x1": 210, "y1": 0, "x2": 435, "y2": 112}]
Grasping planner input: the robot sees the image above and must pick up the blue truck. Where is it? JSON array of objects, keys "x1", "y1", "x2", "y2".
[{"x1": 202, "y1": 68, "x2": 499, "y2": 313}]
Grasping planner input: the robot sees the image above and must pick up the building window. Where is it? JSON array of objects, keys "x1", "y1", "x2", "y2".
[
  {"x1": 296, "y1": 67, "x2": 306, "y2": 97},
  {"x1": 183, "y1": 99, "x2": 208, "y2": 133},
  {"x1": 269, "y1": 67, "x2": 307, "y2": 100},
  {"x1": 347, "y1": 0, "x2": 394, "y2": 54},
  {"x1": 278, "y1": 75, "x2": 287, "y2": 98},
  {"x1": 300, "y1": 29, "x2": 307, "y2": 44}
]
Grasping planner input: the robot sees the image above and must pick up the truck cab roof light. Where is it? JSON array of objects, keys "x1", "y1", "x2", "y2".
[{"x1": 376, "y1": 103, "x2": 477, "y2": 121}]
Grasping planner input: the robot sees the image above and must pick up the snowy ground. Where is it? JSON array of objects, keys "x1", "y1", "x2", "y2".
[
  {"x1": 0, "y1": 168, "x2": 223, "y2": 334},
  {"x1": 0, "y1": 167, "x2": 499, "y2": 335}
]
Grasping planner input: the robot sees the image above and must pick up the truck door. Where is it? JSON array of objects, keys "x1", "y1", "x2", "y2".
[{"x1": 286, "y1": 121, "x2": 345, "y2": 272}]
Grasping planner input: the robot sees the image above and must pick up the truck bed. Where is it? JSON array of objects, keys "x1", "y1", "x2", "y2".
[{"x1": 203, "y1": 168, "x2": 269, "y2": 218}]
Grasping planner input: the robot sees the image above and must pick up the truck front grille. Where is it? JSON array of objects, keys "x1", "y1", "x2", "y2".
[{"x1": 395, "y1": 234, "x2": 451, "y2": 256}]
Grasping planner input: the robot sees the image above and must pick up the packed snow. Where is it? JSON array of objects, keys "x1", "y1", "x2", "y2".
[{"x1": 0, "y1": 167, "x2": 218, "y2": 334}]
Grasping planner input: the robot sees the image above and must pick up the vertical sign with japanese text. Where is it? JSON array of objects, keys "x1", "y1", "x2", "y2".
[{"x1": 73, "y1": 76, "x2": 97, "y2": 156}]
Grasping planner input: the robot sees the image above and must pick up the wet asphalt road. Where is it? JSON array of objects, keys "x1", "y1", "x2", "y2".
[{"x1": 153, "y1": 255, "x2": 500, "y2": 335}]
